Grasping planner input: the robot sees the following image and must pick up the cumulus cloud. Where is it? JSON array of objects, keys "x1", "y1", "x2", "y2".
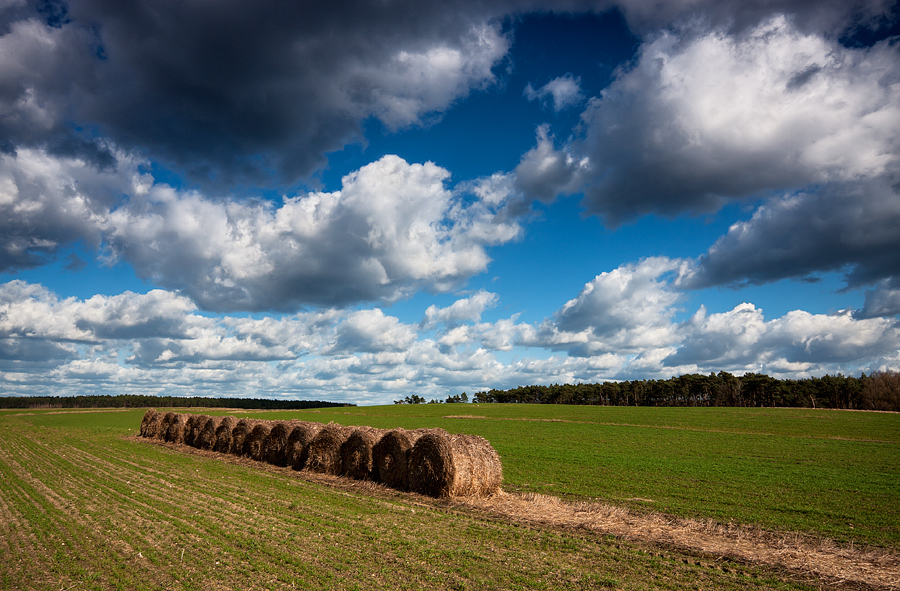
[
  {"x1": 514, "y1": 125, "x2": 588, "y2": 203},
  {"x1": 859, "y1": 282, "x2": 900, "y2": 319},
  {"x1": 0, "y1": 144, "x2": 521, "y2": 312},
  {"x1": 565, "y1": 15, "x2": 900, "y2": 225},
  {"x1": 0, "y1": 147, "x2": 137, "y2": 271},
  {"x1": 524, "y1": 73, "x2": 585, "y2": 111},
  {"x1": 690, "y1": 178, "x2": 900, "y2": 294},
  {"x1": 2, "y1": 276, "x2": 898, "y2": 401},
  {"x1": 666, "y1": 303, "x2": 900, "y2": 371},
  {"x1": 546, "y1": 257, "x2": 691, "y2": 355},
  {"x1": 104, "y1": 154, "x2": 520, "y2": 311},
  {"x1": 0, "y1": 0, "x2": 517, "y2": 186},
  {"x1": 422, "y1": 290, "x2": 499, "y2": 329}
]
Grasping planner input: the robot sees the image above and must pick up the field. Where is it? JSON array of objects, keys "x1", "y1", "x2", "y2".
[{"x1": 1, "y1": 405, "x2": 898, "y2": 590}]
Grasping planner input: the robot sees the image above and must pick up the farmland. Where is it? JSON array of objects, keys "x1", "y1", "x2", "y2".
[{"x1": 1, "y1": 405, "x2": 898, "y2": 590}]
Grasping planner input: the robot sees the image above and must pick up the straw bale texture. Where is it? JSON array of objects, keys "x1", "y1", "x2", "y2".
[
  {"x1": 140, "y1": 410, "x2": 158, "y2": 438},
  {"x1": 340, "y1": 427, "x2": 384, "y2": 481},
  {"x1": 372, "y1": 428, "x2": 424, "y2": 490},
  {"x1": 229, "y1": 419, "x2": 255, "y2": 455},
  {"x1": 244, "y1": 424, "x2": 271, "y2": 461},
  {"x1": 157, "y1": 412, "x2": 176, "y2": 440},
  {"x1": 408, "y1": 431, "x2": 502, "y2": 498},
  {"x1": 213, "y1": 416, "x2": 237, "y2": 453},
  {"x1": 262, "y1": 422, "x2": 292, "y2": 466},
  {"x1": 182, "y1": 415, "x2": 197, "y2": 446},
  {"x1": 305, "y1": 423, "x2": 353, "y2": 474},
  {"x1": 197, "y1": 416, "x2": 225, "y2": 450},
  {"x1": 188, "y1": 414, "x2": 211, "y2": 448},
  {"x1": 165, "y1": 413, "x2": 189, "y2": 444},
  {"x1": 285, "y1": 422, "x2": 323, "y2": 470}
]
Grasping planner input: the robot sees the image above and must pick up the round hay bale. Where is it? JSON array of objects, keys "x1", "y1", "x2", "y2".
[
  {"x1": 197, "y1": 416, "x2": 225, "y2": 450},
  {"x1": 408, "y1": 431, "x2": 502, "y2": 498},
  {"x1": 140, "y1": 410, "x2": 158, "y2": 438},
  {"x1": 165, "y1": 413, "x2": 189, "y2": 444},
  {"x1": 229, "y1": 419, "x2": 255, "y2": 455},
  {"x1": 213, "y1": 416, "x2": 237, "y2": 453},
  {"x1": 372, "y1": 428, "x2": 421, "y2": 490},
  {"x1": 262, "y1": 422, "x2": 292, "y2": 466},
  {"x1": 158, "y1": 412, "x2": 176, "y2": 440},
  {"x1": 188, "y1": 414, "x2": 211, "y2": 448},
  {"x1": 182, "y1": 415, "x2": 198, "y2": 446},
  {"x1": 305, "y1": 423, "x2": 353, "y2": 474},
  {"x1": 285, "y1": 422, "x2": 323, "y2": 470},
  {"x1": 243, "y1": 424, "x2": 271, "y2": 461},
  {"x1": 145, "y1": 410, "x2": 163, "y2": 438},
  {"x1": 340, "y1": 427, "x2": 384, "y2": 481}
]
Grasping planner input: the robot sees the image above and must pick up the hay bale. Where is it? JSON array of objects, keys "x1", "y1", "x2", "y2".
[
  {"x1": 213, "y1": 416, "x2": 237, "y2": 453},
  {"x1": 188, "y1": 414, "x2": 211, "y2": 448},
  {"x1": 305, "y1": 423, "x2": 353, "y2": 474},
  {"x1": 229, "y1": 419, "x2": 255, "y2": 455},
  {"x1": 262, "y1": 422, "x2": 292, "y2": 466},
  {"x1": 285, "y1": 422, "x2": 323, "y2": 470},
  {"x1": 372, "y1": 428, "x2": 423, "y2": 490},
  {"x1": 145, "y1": 410, "x2": 164, "y2": 438},
  {"x1": 408, "y1": 431, "x2": 502, "y2": 498},
  {"x1": 340, "y1": 427, "x2": 384, "y2": 481},
  {"x1": 197, "y1": 416, "x2": 225, "y2": 450},
  {"x1": 158, "y1": 412, "x2": 176, "y2": 440},
  {"x1": 243, "y1": 424, "x2": 271, "y2": 461},
  {"x1": 140, "y1": 410, "x2": 159, "y2": 438},
  {"x1": 165, "y1": 413, "x2": 189, "y2": 444},
  {"x1": 182, "y1": 415, "x2": 198, "y2": 446}
]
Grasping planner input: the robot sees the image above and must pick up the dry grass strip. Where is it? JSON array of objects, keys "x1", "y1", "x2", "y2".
[{"x1": 457, "y1": 491, "x2": 900, "y2": 590}]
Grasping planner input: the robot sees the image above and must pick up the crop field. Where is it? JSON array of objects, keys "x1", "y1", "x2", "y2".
[{"x1": 1, "y1": 405, "x2": 898, "y2": 590}]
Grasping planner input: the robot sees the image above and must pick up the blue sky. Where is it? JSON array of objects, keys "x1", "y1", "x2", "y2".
[{"x1": 1, "y1": 0, "x2": 899, "y2": 404}]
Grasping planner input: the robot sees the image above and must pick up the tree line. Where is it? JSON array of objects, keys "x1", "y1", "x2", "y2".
[
  {"x1": 464, "y1": 371, "x2": 900, "y2": 411},
  {"x1": 0, "y1": 394, "x2": 354, "y2": 410}
]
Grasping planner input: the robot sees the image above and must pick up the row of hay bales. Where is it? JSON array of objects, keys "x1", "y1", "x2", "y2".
[{"x1": 139, "y1": 410, "x2": 502, "y2": 498}]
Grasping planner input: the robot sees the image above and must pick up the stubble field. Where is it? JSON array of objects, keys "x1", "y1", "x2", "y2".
[{"x1": 1, "y1": 405, "x2": 897, "y2": 590}]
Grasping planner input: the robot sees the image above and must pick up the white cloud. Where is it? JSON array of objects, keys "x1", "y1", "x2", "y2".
[
  {"x1": 514, "y1": 125, "x2": 587, "y2": 203},
  {"x1": 0, "y1": 147, "x2": 139, "y2": 271},
  {"x1": 362, "y1": 23, "x2": 510, "y2": 129},
  {"x1": 550, "y1": 257, "x2": 691, "y2": 353},
  {"x1": 666, "y1": 303, "x2": 900, "y2": 373},
  {"x1": 72, "y1": 153, "x2": 518, "y2": 312},
  {"x1": 515, "y1": 15, "x2": 900, "y2": 225},
  {"x1": 524, "y1": 73, "x2": 585, "y2": 111},
  {"x1": 2, "y1": 277, "x2": 898, "y2": 402},
  {"x1": 327, "y1": 309, "x2": 418, "y2": 355},
  {"x1": 422, "y1": 290, "x2": 499, "y2": 329}
]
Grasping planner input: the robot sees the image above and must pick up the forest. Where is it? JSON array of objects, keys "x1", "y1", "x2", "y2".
[{"x1": 466, "y1": 371, "x2": 900, "y2": 411}]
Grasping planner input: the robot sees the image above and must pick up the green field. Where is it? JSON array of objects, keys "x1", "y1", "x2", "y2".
[
  {"x1": 305, "y1": 404, "x2": 900, "y2": 548},
  {"x1": 0, "y1": 405, "x2": 897, "y2": 590}
]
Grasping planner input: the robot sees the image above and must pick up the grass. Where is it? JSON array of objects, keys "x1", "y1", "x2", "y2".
[
  {"x1": 261, "y1": 404, "x2": 899, "y2": 549},
  {"x1": 1, "y1": 404, "x2": 897, "y2": 590}
]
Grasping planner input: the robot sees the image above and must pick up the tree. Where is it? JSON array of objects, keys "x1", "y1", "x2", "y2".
[{"x1": 861, "y1": 370, "x2": 900, "y2": 411}]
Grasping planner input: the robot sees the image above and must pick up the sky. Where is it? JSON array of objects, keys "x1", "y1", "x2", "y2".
[{"x1": 1, "y1": 0, "x2": 899, "y2": 405}]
